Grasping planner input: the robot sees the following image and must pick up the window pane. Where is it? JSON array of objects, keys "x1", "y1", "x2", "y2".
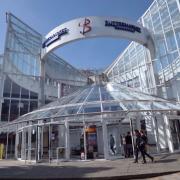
[
  {"x1": 21, "y1": 87, "x2": 29, "y2": 99},
  {"x1": 165, "y1": 31, "x2": 177, "y2": 51},
  {"x1": 1, "y1": 99, "x2": 10, "y2": 121},
  {"x1": 10, "y1": 100, "x2": 19, "y2": 121},
  {"x1": 11, "y1": 81, "x2": 20, "y2": 98}
]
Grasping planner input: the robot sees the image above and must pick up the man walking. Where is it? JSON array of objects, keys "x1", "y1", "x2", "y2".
[
  {"x1": 125, "y1": 132, "x2": 132, "y2": 158},
  {"x1": 134, "y1": 129, "x2": 146, "y2": 164},
  {"x1": 140, "y1": 130, "x2": 154, "y2": 163}
]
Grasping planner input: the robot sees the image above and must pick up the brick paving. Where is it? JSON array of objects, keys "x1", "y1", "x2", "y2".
[{"x1": 0, "y1": 153, "x2": 180, "y2": 179}]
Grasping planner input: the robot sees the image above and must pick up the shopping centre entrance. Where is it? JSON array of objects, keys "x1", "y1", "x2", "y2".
[{"x1": 1, "y1": 16, "x2": 180, "y2": 162}]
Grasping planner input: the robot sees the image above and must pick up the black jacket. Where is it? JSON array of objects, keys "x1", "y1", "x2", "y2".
[{"x1": 135, "y1": 135, "x2": 145, "y2": 149}]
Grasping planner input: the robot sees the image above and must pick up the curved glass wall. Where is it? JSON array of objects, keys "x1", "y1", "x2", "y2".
[
  {"x1": 1, "y1": 82, "x2": 180, "y2": 161},
  {"x1": 0, "y1": 13, "x2": 87, "y2": 122},
  {"x1": 7, "y1": 82, "x2": 180, "y2": 124},
  {"x1": 105, "y1": 0, "x2": 180, "y2": 101}
]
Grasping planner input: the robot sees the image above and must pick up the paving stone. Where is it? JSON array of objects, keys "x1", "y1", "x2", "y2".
[{"x1": 0, "y1": 153, "x2": 180, "y2": 179}]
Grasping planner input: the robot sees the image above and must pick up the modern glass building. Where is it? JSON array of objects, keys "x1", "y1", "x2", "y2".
[
  {"x1": 0, "y1": 0, "x2": 180, "y2": 161},
  {"x1": 105, "y1": 0, "x2": 180, "y2": 102},
  {"x1": 0, "y1": 13, "x2": 87, "y2": 123}
]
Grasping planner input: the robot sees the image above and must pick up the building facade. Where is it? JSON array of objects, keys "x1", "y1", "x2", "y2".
[
  {"x1": 105, "y1": 0, "x2": 180, "y2": 102},
  {"x1": 0, "y1": 13, "x2": 87, "y2": 123},
  {"x1": 0, "y1": 0, "x2": 180, "y2": 161}
]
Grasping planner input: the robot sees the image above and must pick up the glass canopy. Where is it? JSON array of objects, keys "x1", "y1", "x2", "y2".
[{"x1": 11, "y1": 82, "x2": 180, "y2": 123}]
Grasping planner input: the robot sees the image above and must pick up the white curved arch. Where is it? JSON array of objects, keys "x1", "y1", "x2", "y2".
[{"x1": 41, "y1": 16, "x2": 155, "y2": 60}]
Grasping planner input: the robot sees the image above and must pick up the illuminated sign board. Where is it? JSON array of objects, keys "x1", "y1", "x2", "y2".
[
  {"x1": 105, "y1": 20, "x2": 141, "y2": 33},
  {"x1": 42, "y1": 28, "x2": 69, "y2": 48}
]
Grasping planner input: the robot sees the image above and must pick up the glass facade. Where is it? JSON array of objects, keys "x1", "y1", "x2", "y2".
[
  {"x1": 1, "y1": 2, "x2": 180, "y2": 160},
  {"x1": 105, "y1": 0, "x2": 180, "y2": 102},
  {"x1": 5, "y1": 13, "x2": 41, "y2": 77},
  {"x1": 11, "y1": 82, "x2": 180, "y2": 123},
  {"x1": 1, "y1": 81, "x2": 180, "y2": 160},
  {"x1": 0, "y1": 13, "x2": 87, "y2": 122}
]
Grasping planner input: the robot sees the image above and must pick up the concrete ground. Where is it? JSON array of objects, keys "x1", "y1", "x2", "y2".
[
  {"x1": 146, "y1": 172, "x2": 180, "y2": 180},
  {"x1": 0, "y1": 153, "x2": 180, "y2": 179}
]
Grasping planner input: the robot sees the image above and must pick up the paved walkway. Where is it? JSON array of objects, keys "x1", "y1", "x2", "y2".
[
  {"x1": 0, "y1": 153, "x2": 180, "y2": 179},
  {"x1": 147, "y1": 172, "x2": 180, "y2": 180}
]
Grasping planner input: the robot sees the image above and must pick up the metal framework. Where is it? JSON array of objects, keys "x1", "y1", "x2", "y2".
[
  {"x1": 105, "y1": 0, "x2": 180, "y2": 101},
  {"x1": 1, "y1": 82, "x2": 180, "y2": 161}
]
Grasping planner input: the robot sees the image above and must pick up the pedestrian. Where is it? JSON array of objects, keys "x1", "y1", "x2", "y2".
[
  {"x1": 110, "y1": 134, "x2": 115, "y2": 155},
  {"x1": 133, "y1": 129, "x2": 153, "y2": 164},
  {"x1": 140, "y1": 130, "x2": 154, "y2": 163},
  {"x1": 125, "y1": 132, "x2": 132, "y2": 158}
]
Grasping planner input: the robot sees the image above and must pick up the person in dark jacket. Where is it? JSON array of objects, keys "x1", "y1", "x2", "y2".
[
  {"x1": 140, "y1": 130, "x2": 154, "y2": 163},
  {"x1": 125, "y1": 132, "x2": 132, "y2": 158},
  {"x1": 134, "y1": 129, "x2": 151, "y2": 164}
]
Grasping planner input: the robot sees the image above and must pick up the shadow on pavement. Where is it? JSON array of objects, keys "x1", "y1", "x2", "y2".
[
  {"x1": 159, "y1": 152, "x2": 180, "y2": 160},
  {"x1": 154, "y1": 158, "x2": 177, "y2": 163},
  {"x1": 0, "y1": 165, "x2": 113, "y2": 179}
]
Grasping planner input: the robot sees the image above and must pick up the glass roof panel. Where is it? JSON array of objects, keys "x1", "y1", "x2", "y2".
[
  {"x1": 152, "y1": 102, "x2": 170, "y2": 110},
  {"x1": 75, "y1": 88, "x2": 91, "y2": 103},
  {"x1": 165, "y1": 102, "x2": 180, "y2": 109},
  {"x1": 60, "y1": 106, "x2": 80, "y2": 116},
  {"x1": 86, "y1": 86, "x2": 100, "y2": 102},
  {"x1": 80, "y1": 103, "x2": 101, "y2": 113},
  {"x1": 123, "y1": 102, "x2": 138, "y2": 110},
  {"x1": 5, "y1": 82, "x2": 180, "y2": 126},
  {"x1": 137, "y1": 101, "x2": 151, "y2": 110},
  {"x1": 103, "y1": 102, "x2": 123, "y2": 111},
  {"x1": 100, "y1": 86, "x2": 114, "y2": 101}
]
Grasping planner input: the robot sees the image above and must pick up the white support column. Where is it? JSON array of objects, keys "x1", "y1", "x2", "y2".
[
  {"x1": 129, "y1": 117, "x2": 135, "y2": 158},
  {"x1": 41, "y1": 126, "x2": 44, "y2": 158},
  {"x1": 102, "y1": 119, "x2": 109, "y2": 160},
  {"x1": 58, "y1": 125, "x2": 61, "y2": 147},
  {"x1": 48, "y1": 124, "x2": 51, "y2": 163},
  {"x1": 5, "y1": 131, "x2": 9, "y2": 159},
  {"x1": 15, "y1": 131, "x2": 19, "y2": 159},
  {"x1": 118, "y1": 121, "x2": 122, "y2": 155},
  {"x1": 21, "y1": 129, "x2": 25, "y2": 160},
  {"x1": 164, "y1": 115, "x2": 174, "y2": 153},
  {"x1": 58, "y1": 124, "x2": 62, "y2": 147},
  {"x1": 28, "y1": 126, "x2": 32, "y2": 161},
  {"x1": 65, "y1": 120, "x2": 70, "y2": 160},
  {"x1": 161, "y1": 114, "x2": 168, "y2": 149},
  {"x1": 152, "y1": 116, "x2": 160, "y2": 154},
  {"x1": 83, "y1": 125, "x2": 87, "y2": 160},
  {"x1": 36, "y1": 125, "x2": 41, "y2": 162},
  {"x1": 58, "y1": 83, "x2": 62, "y2": 98}
]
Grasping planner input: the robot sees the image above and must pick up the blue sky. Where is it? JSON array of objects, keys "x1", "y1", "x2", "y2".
[{"x1": 0, "y1": 0, "x2": 153, "y2": 69}]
